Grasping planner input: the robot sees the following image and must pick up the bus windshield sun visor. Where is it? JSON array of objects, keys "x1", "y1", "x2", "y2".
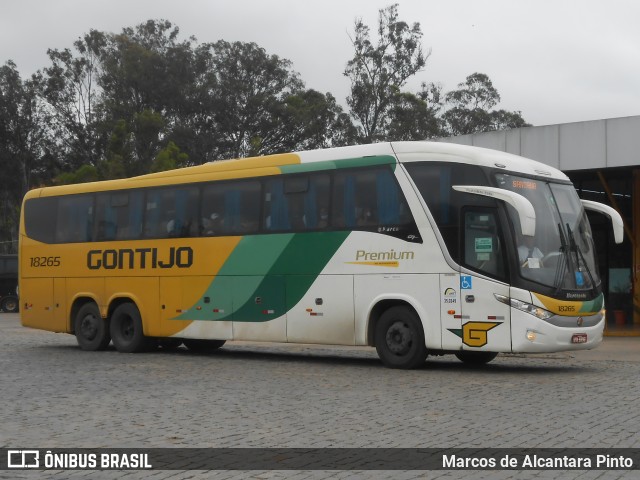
[{"x1": 452, "y1": 185, "x2": 536, "y2": 236}]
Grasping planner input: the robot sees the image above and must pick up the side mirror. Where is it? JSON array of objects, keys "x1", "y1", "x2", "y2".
[
  {"x1": 452, "y1": 185, "x2": 536, "y2": 236},
  {"x1": 581, "y1": 200, "x2": 624, "y2": 244}
]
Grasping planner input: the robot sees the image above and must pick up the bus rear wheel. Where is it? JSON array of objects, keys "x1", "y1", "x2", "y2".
[
  {"x1": 375, "y1": 306, "x2": 427, "y2": 369},
  {"x1": 183, "y1": 339, "x2": 226, "y2": 353},
  {"x1": 455, "y1": 351, "x2": 498, "y2": 365},
  {"x1": 74, "y1": 303, "x2": 110, "y2": 351},
  {"x1": 110, "y1": 303, "x2": 153, "y2": 353}
]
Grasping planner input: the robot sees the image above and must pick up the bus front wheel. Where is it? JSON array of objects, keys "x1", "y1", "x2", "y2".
[
  {"x1": 375, "y1": 306, "x2": 427, "y2": 369},
  {"x1": 110, "y1": 303, "x2": 153, "y2": 353},
  {"x1": 74, "y1": 303, "x2": 110, "y2": 351}
]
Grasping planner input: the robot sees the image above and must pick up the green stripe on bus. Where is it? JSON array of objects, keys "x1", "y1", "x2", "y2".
[
  {"x1": 174, "y1": 231, "x2": 349, "y2": 322},
  {"x1": 279, "y1": 155, "x2": 396, "y2": 174},
  {"x1": 578, "y1": 293, "x2": 604, "y2": 314}
]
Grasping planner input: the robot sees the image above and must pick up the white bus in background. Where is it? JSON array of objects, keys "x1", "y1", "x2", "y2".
[{"x1": 20, "y1": 142, "x2": 623, "y2": 368}]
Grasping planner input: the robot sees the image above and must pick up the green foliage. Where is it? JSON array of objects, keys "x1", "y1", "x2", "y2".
[
  {"x1": 0, "y1": 60, "x2": 52, "y2": 251},
  {"x1": 55, "y1": 164, "x2": 99, "y2": 185},
  {"x1": 0, "y1": 11, "x2": 531, "y2": 250},
  {"x1": 207, "y1": 40, "x2": 305, "y2": 158},
  {"x1": 443, "y1": 73, "x2": 530, "y2": 135},
  {"x1": 386, "y1": 82, "x2": 444, "y2": 140},
  {"x1": 151, "y1": 141, "x2": 189, "y2": 172},
  {"x1": 345, "y1": 10, "x2": 528, "y2": 141},
  {"x1": 345, "y1": 4, "x2": 428, "y2": 142}
]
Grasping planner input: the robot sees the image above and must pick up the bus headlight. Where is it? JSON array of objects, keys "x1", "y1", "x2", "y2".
[{"x1": 494, "y1": 294, "x2": 553, "y2": 320}]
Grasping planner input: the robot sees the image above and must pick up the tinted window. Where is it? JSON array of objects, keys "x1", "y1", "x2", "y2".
[
  {"x1": 201, "y1": 180, "x2": 261, "y2": 235},
  {"x1": 463, "y1": 209, "x2": 507, "y2": 280},
  {"x1": 95, "y1": 191, "x2": 144, "y2": 241},
  {"x1": 264, "y1": 174, "x2": 330, "y2": 231},
  {"x1": 145, "y1": 186, "x2": 199, "y2": 238},
  {"x1": 56, "y1": 195, "x2": 94, "y2": 243},
  {"x1": 405, "y1": 163, "x2": 493, "y2": 262},
  {"x1": 332, "y1": 167, "x2": 412, "y2": 230},
  {"x1": 24, "y1": 197, "x2": 57, "y2": 244}
]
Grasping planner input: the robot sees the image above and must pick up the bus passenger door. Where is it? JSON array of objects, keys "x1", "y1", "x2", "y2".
[{"x1": 458, "y1": 209, "x2": 511, "y2": 353}]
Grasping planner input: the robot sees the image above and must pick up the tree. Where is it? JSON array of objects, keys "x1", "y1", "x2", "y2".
[
  {"x1": 278, "y1": 89, "x2": 357, "y2": 151},
  {"x1": 97, "y1": 20, "x2": 200, "y2": 173},
  {"x1": 0, "y1": 61, "x2": 51, "y2": 252},
  {"x1": 206, "y1": 40, "x2": 304, "y2": 158},
  {"x1": 151, "y1": 141, "x2": 189, "y2": 172},
  {"x1": 345, "y1": 4, "x2": 429, "y2": 143},
  {"x1": 386, "y1": 82, "x2": 444, "y2": 140},
  {"x1": 38, "y1": 30, "x2": 108, "y2": 171},
  {"x1": 443, "y1": 73, "x2": 529, "y2": 135}
]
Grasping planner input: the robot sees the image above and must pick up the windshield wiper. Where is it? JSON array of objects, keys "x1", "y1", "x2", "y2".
[
  {"x1": 566, "y1": 223, "x2": 597, "y2": 294},
  {"x1": 553, "y1": 223, "x2": 569, "y2": 292}
]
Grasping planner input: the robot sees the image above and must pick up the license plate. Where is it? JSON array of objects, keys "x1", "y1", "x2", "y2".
[{"x1": 572, "y1": 333, "x2": 587, "y2": 344}]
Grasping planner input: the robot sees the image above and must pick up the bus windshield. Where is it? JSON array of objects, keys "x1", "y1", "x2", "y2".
[{"x1": 494, "y1": 173, "x2": 600, "y2": 292}]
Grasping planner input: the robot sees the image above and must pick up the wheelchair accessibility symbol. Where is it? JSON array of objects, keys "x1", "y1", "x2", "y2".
[{"x1": 460, "y1": 276, "x2": 472, "y2": 289}]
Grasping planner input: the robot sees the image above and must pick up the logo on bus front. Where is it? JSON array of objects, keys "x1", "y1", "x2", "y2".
[{"x1": 448, "y1": 321, "x2": 501, "y2": 348}]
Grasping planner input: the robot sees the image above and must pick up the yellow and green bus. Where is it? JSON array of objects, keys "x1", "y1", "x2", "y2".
[{"x1": 19, "y1": 142, "x2": 623, "y2": 368}]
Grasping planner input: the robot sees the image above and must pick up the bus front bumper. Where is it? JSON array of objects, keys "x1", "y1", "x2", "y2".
[{"x1": 510, "y1": 309, "x2": 604, "y2": 353}]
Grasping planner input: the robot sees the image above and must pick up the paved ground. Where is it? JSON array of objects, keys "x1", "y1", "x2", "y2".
[{"x1": 0, "y1": 312, "x2": 639, "y2": 479}]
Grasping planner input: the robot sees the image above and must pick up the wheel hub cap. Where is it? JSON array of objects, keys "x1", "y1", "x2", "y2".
[
  {"x1": 386, "y1": 321, "x2": 412, "y2": 355},
  {"x1": 81, "y1": 315, "x2": 98, "y2": 341}
]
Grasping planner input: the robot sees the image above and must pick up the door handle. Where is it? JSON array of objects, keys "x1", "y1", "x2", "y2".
[{"x1": 465, "y1": 295, "x2": 475, "y2": 303}]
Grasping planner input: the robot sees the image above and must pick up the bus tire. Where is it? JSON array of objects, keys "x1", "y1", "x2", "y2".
[
  {"x1": 110, "y1": 303, "x2": 152, "y2": 353},
  {"x1": 74, "y1": 303, "x2": 110, "y2": 351},
  {"x1": 1, "y1": 296, "x2": 19, "y2": 313},
  {"x1": 455, "y1": 351, "x2": 498, "y2": 365},
  {"x1": 375, "y1": 306, "x2": 427, "y2": 369},
  {"x1": 183, "y1": 339, "x2": 226, "y2": 353}
]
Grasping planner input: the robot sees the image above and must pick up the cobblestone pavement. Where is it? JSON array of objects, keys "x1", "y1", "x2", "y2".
[{"x1": 1, "y1": 313, "x2": 639, "y2": 480}]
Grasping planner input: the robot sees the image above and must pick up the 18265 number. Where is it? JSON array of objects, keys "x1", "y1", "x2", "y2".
[{"x1": 30, "y1": 256, "x2": 61, "y2": 267}]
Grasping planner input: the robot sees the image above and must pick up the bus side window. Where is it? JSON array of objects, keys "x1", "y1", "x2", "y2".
[
  {"x1": 333, "y1": 171, "x2": 374, "y2": 228},
  {"x1": 304, "y1": 174, "x2": 330, "y2": 230},
  {"x1": 462, "y1": 210, "x2": 506, "y2": 280},
  {"x1": 332, "y1": 166, "x2": 410, "y2": 230},
  {"x1": 201, "y1": 184, "x2": 225, "y2": 236},
  {"x1": 170, "y1": 188, "x2": 199, "y2": 237},
  {"x1": 405, "y1": 163, "x2": 491, "y2": 263},
  {"x1": 202, "y1": 180, "x2": 260, "y2": 236},
  {"x1": 95, "y1": 192, "x2": 144, "y2": 241},
  {"x1": 56, "y1": 195, "x2": 94, "y2": 243},
  {"x1": 24, "y1": 197, "x2": 57, "y2": 244},
  {"x1": 263, "y1": 173, "x2": 330, "y2": 232},
  {"x1": 264, "y1": 179, "x2": 291, "y2": 231},
  {"x1": 145, "y1": 187, "x2": 199, "y2": 239}
]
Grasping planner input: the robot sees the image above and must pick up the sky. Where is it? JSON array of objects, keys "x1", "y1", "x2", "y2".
[{"x1": 1, "y1": 0, "x2": 639, "y2": 127}]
